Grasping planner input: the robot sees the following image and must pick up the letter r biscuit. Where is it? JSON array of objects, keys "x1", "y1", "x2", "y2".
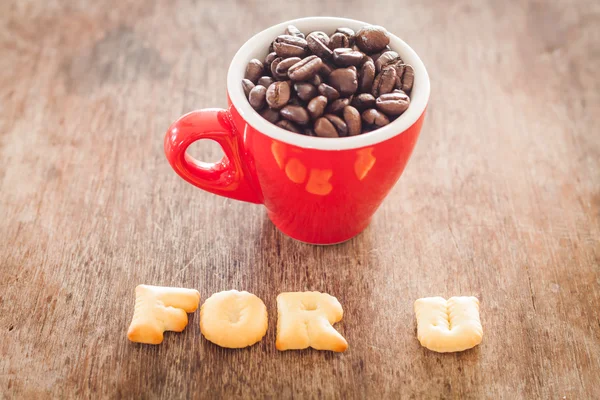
[{"x1": 276, "y1": 291, "x2": 348, "y2": 352}]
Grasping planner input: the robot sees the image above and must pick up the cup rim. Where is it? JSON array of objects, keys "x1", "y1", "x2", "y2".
[{"x1": 227, "y1": 17, "x2": 430, "y2": 151}]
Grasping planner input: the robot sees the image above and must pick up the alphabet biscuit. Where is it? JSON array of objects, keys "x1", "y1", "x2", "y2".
[
  {"x1": 127, "y1": 285, "x2": 200, "y2": 345},
  {"x1": 414, "y1": 296, "x2": 483, "y2": 353},
  {"x1": 200, "y1": 290, "x2": 268, "y2": 348},
  {"x1": 276, "y1": 291, "x2": 348, "y2": 352}
]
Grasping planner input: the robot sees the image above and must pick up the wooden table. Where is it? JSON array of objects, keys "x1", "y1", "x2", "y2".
[{"x1": 1, "y1": 1, "x2": 599, "y2": 398}]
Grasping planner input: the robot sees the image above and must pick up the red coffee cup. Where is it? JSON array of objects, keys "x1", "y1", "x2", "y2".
[{"x1": 165, "y1": 17, "x2": 430, "y2": 245}]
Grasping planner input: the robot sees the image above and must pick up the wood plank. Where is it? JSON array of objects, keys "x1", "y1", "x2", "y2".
[{"x1": 1, "y1": 0, "x2": 599, "y2": 398}]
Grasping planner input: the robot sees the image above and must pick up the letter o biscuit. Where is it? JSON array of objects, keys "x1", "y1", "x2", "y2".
[{"x1": 200, "y1": 290, "x2": 268, "y2": 348}]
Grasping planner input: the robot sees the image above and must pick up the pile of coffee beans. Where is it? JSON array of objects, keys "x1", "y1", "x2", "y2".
[{"x1": 242, "y1": 25, "x2": 414, "y2": 137}]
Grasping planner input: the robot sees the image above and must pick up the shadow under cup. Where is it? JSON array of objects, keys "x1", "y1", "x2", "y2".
[{"x1": 165, "y1": 17, "x2": 430, "y2": 245}]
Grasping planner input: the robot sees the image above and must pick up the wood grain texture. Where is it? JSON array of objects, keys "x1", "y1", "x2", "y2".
[{"x1": 1, "y1": 0, "x2": 599, "y2": 398}]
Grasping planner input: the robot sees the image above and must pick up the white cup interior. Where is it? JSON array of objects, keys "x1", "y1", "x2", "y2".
[{"x1": 227, "y1": 17, "x2": 430, "y2": 151}]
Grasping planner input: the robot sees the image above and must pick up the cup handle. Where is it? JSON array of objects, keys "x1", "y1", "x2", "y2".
[{"x1": 164, "y1": 108, "x2": 262, "y2": 204}]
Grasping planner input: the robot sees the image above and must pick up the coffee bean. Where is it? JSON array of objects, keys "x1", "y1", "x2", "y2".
[
  {"x1": 275, "y1": 35, "x2": 308, "y2": 48},
  {"x1": 275, "y1": 57, "x2": 302, "y2": 76},
  {"x1": 319, "y1": 62, "x2": 334, "y2": 77},
  {"x1": 270, "y1": 57, "x2": 283, "y2": 79},
  {"x1": 372, "y1": 65, "x2": 396, "y2": 97},
  {"x1": 288, "y1": 55, "x2": 323, "y2": 81},
  {"x1": 294, "y1": 83, "x2": 317, "y2": 102},
  {"x1": 355, "y1": 26, "x2": 390, "y2": 53},
  {"x1": 307, "y1": 32, "x2": 333, "y2": 59},
  {"x1": 328, "y1": 67, "x2": 358, "y2": 97},
  {"x1": 332, "y1": 48, "x2": 364, "y2": 67},
  {"x1": 248, "y1": 85, "x2": 267, "y2": 110},
  {"x1": 372, "y1": 46, "x2": 394, "y2": 63},
  {"x1": 270, "y1": 57, "x2": 287, "y2": 80},
  {"x1": 370, "y1": 50, "x2": 384, "y2": 63},
  {"x1": 266, "y1": 81, "x2": 291, "y2": 109},
  {"x1": 273, "y1": 36, "x2": 307, "y2": 58},
  {"x1": 376, "y1": 91, "x2": 410, "y2": 116},
  {"x1": 280, "y1": 105, "x2": 310, "y2": 125},
  {"x1": 309, "y1": 74, "x2": 322, "y2": 86},
  {"x1": 242, "y1": 79, "x2": 255, "y2": 98},
  {"x1": 314, "y1": 117, "x2": 338, "y2": 138},
  {"x1": 391, "y1": 62, "x2": 405, "y2": 88},
  {"x1": 401, "y1": 65, "x2": 414, "y2": 93},
  {"x1": 307, "y1": 95, "x2": 328, "y2": 120},
  {"x1": 329, "y1": 32, "x2": 349, "y2": 49},
  {"x1": 324, "y1": 114, "x2": 348, "y2": 137},
  {"x1": 244, "y1": 59, "x2": 264, "y2": 83},
  {"x1": 351, "y1": 93, "x2": 376, "y2": 111},
  {"x1": 362, "y1": 108, "x2": 390, "y2": 127},
  {"x1": 260, "y1": 108, "x2": 280, "y2": 124},
  {"x1": 359, "y1": 60, "x2": 376, "y2": 93},
  {"x1": 337, "y1": 27, "x2": 355, "y2": 36},
  {"x1": 343, "y1": 106, "x2": 362, "y2": 136},
  {"x1": 274, "y1": 41, "x2": 306, "y2": 58},
  {"x1": 336, "y1": 27, "x2": 355, "y2": 43},
  {"x1": 276, "y1": 119, "x2": 302, "y2": 133},
  {"x1": 264, "y1": 52, "x2": 278, "y2": 69},
  {"x1": 326, "y1": 97, "x2": 351, "y2": 115},
  {"x1": 375, "y1": 51, "x2": 402, "y2": 72},
  {"x1": 258, "y1": 76, "x2": 275, "y2": 88},
  {"x1": 285, "y1": 25, "x2": 305, "y2": 39},
  {"x1": 317, "y1": 83, "x2": 340, "y2": 102},
  {"x1": 309, "y1": 31, "x2": 330, "y2": 45},
  {"x1": 244, "y1": 24, "x2": 412, "y2": 138},
  {"x1": 361, "y1": 55, "x2": 374, "y2": 66}
]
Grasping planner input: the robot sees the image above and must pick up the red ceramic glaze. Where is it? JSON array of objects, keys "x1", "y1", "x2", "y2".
[
  {"x1": 164, "y1": 17, "x2": 430, "y2": 244},
  {"x1": 164, "y1": 109, "x2": 262, "y2": 204}
]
